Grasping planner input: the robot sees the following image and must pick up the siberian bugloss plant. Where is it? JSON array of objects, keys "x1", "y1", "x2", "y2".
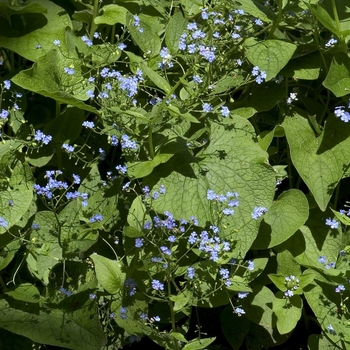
[{"x1": 2, "y1": 0, "x2": 350, "y2": 349}]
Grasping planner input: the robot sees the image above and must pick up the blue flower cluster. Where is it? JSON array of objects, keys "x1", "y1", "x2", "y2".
[
  {"x1": 334, "y1": 101, "x2": 350, "y2": 122},
  {"x1": 34, "y1": 130, "x2": 52, "y2": 145},
  {"x1": 207, "y1": 189, "x2": 239, "y2": 216},
  {"x1": 33, "y1": 170, "x2": 88, "y2": 207}
]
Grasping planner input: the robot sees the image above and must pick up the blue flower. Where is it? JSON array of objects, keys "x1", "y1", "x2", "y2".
[
  {"x1": 135, "y1": 238, "x2": 144, "y2": 248},
  {"x1": 318, "y1": 255, "x2": 327, "y2": 264},
  {"x1": 235, "y1": 307, "x2": 245, "y2": 315},
  {"x1": 221, "y1": 106, "x2": 230, "y2": 117},
  {"x1": 82, "y1": 35, "x2": 93, "y2": 47},
  {"x1": 160, "y1": 245, "x2": 172, "y2": 255},
  {"x1": 82, "y1": 121, "x2": 95, "y2": 129},
  {"x1": 251, "y1": 206, "x2": 267, "y2": 219},
  {"x1": 34, "y1": 130, "x2": 52, "y2": 145},
  {"x1": 53, "y1": 39, "x2": 61, "y2": 46},
  {"x1": 202, "y1": 103, "x2": 213, "y2": 113},
  {"x1": 118, "y1": 42, "x2": 127, "y2": 50},
  {"x1": 89, "y1": 214, "x2": 103, "y2": 223},
  {"x1": 0, "y1": 217, "x2": 8, "y2": 228},
  {"x1": 151, "y1": 279, "x2": 164, "y2": 291},
  {"x1": 325, "y1": 218, "x2": 339, "y2": 229},
  {"x1": 62, "y1": 144, "x2": 74, "y2": 153},
  {"x1": 3, "y1": 80, "x2": 11, "y2": 90},
  {"x1": 64, "y1": 67, "x2": 74, "y2": 75}
]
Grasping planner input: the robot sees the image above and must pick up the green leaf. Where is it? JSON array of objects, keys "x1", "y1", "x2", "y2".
[
  {"x1": 127, "y1": 196, "x2": 151, "y2": 232},
  {"x1": 323, "y1": 54, "x2": 350, "y2": 97},
  {"x1": 128, "y1": 153, "x2": 173, "y2": 178},
  {"x1": 273, "y1": 292, "x2": 302, "y2": 334},
  {"x1": 182, "y1": 337, "x2": 216, "y2": 350},
  {"x1": 127, "y1": 13, "x2": 161, "y2": 56},
  {"x1": 306, "y1": 2, "x2": 340, "y2": 37},
  {"x1": 90, "y1": 254, "x2": 126, "y2": 295},
  {"x1": 141, "y1": 64, "x2": 171, "y2": 94},
  {"x1": 166, "y1": 105, "x2": 200, "y2": 123},
  {"x1": 268, "y1": 274, "x2": 286, "y2": 292},
  {"x1": 244, "y1": 38, "x2": 296, "y2": 80},
  {"x1": 149, "y1": 117, "x2": 276, "y2": 257},
  {"x1": 0, "y1": 298, "x2": 107, "y2": 350},
  {"x1": 27, "y1": 211, "x2": 62, "y2": 284},
  {"x1": 308, "y1": 334, "x2": 343, "y2": 350},
  {"x1": 276, "y1": 250, "x2": 301, "y2": 276},
  {"x1": 235, "y1": 0, "x2": 274, "y2": 23},
  {"x1": 252, "y1": 189, "x2": 309, "y2": 249},
  {"x1": 0, "y1": 240, "x2": 20, "y2": 271},
  {"x1": 123, "y1": 226, "x2": 144, "y2": 238},
  {"x1": 281, "y1": 51, "x2": 321, "y2": 80},
  {"x1": 276, "y1": 207, "x2": 343, "y2": 270},
  {"x1": 94, "y1": 4, "x2": 128, "y2": 25},
  {"x1": 303, "y1": 269, "x2": 350, "y2": 343},
  {"x1": 12, "y1": 50, "x2": 99, "y2": 114},
  {"x1": 331, "y1": 208, "x2": 350, "y2": 225},
  {"x1": 165, "y1": 10, "x2": 188, "y2": 54},
  {"x1": 0, "y1": 0, "x2": 73, "y2": 62},
  {"x1": 0, "y1": 188, "x2": 33, "y2": 233},
  {"x1": 179, "y1": 0, "x2": 202, "y2": 15},
  {"x1": 6, "y1": 283, "x2": 40, "y2": 303},
  {"x1": 283, "y1": 110, "x2": 350, "y2": 210}
]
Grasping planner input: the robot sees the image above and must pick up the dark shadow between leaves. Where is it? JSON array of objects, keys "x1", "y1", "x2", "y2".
[
  {"x1": 251, "y1": 219, "x2": 272, "y2": 250},
  {"x1": 317, "y1": 113, "x2": 350, "y2": 155},
  {"x1": 0, "y1": 13, "x2": 48, "y2": 37}
]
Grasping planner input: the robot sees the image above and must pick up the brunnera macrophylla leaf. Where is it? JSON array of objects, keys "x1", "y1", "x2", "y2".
[
  {"x1": 323, "y1": 54, "x2": 350, "y2": 97},
  {"x1": 303, "y1": 269, "x2": 350, "y2": 344},
  {"x1": 126, "y1": 13, "x2": 161, "y2": 57},
  {"x1": 331, "y1": 208, "x2": 350, "y2": 225},
  {"x1": 128, "y1": 153, "x2": 173, "y2": 178},
  {"x1": 236, "y1": 0, "x2": 274, "y2": 23},
  {"x1": 275, "y1": 207, "x2": 343, "y2": 271},
  {"x1": 280, "y1": 51, "x2": 321, "y2": 80},
  {"x1": 0, "y1": 297, "x2": 107, "y2": 350},
  {"x1": 276, "y1": 250, "x2": 301, "y2": 277},
  {"x1": 220, "y1": 305, "x2": 251, "y2": 350},
  {"x1": 182, "y1": 337, "x2": 216, "y2": 350},
  {"x1": 26, "y1": 211, "x2": 62, "y2": 284},
  {"x1": 94, "y1": 4, "x2": 128, "y2": 25},
  {"x1": 5, "y1": 283, "x2": 40, "y2": 303},
  {"x1": 148, "y1": 117, "x2": 276, "y2": 258},
  {"x1": 244, "y1": 38, "x2": 296, "y2": 81},
  {"x1": 179, "y1": 0, "x2": 202, "y2": 16},
  {"x1": 252, "y1": 189, "x2": 309, "y2": 249},
  {"x1": 141, "y1": 63, "x2": 171, "y2": 94},
  {"x1": 283, "y1": 110, "x2": 350, "y2": 211},
  {"x1": 0, "y1": 189, "x2": 33, "y2": 234},
  {"x1": 111, "y1": 298, "x2": 149, "y2": 336},
  {"x1": 241, "y1": 285, "x2": 289, "y2": 348},
  {"x1": 0, "y1": 240, "x2": 20, "y2": 271},
  {"x1": 273, "y1": 292, "x2": 303, "y2": 335},
  {"x1": 127, "y1": 196, "x2": 151, "y2": 232},
  {"x1": 0, "y1": 0, "x2": 72, "y2": 62},
  {"x1": 308, "y1": 334, "x2": 343, "y2": 350},
  {"x1": 90, "y1": 254, "x2": 126, "y2": 295},
  {"x1": 165, "y1": 10, "x2": 188, "y2": 55},
  {"x1": 12, "y1": 50, "x2": 99, "y2": 115}
]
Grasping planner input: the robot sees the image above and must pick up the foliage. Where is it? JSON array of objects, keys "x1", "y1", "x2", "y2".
[{"x1": 1, "y1": 0, "x2": 350, "y2": 349}]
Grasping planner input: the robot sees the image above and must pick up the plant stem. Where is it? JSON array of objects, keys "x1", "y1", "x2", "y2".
[
  {"x1": 89, "y1": 0, "x2": 100, "y2": 39},
  {"x1": 167, "y1": 275, "x2": 179, "y2": 350},
  {"x1": 268, "y1": 0, "x2": 283, "y2": 39}
]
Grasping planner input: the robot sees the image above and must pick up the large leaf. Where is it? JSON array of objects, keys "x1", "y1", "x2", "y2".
[
  {"x1": 276, "y1": 207, "x2": 343, "y2": 270},
  {"x1": 94, "y1": 4, "x2": 128, "y2": 25},
  {"x1": 252, "y1": 189, "x2": 309, "y2": 249},
  {"x1": 149, "y1": 117, "x2": 276, "y2": 257},
  {"x1": 12, "y1": 50, "x2": 99, "y2": 114},
  {"x1": 0, "y1": 0, "x2": 72, "y2": 62},
  {"x1": 244, "y1": 38, "x2": 296, "y2": 81},
  {"x1": 272, "y1": 292, "x2": 302, "y2": 335},
  {"x1": 165, "y1": 10, "x2": 188, "y2": 54},
  {"x1": 283, "y1": 110, "x2": 350, "y2": 210},
  {"x1": 0, "y1": 297, "x2": 107, "y2": 350},
  {"x1": 323, "y1": 54, "x2": 350, "y2": 97}
]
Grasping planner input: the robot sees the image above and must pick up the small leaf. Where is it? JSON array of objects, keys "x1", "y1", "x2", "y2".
[
  {"x1": 90, "y1": 255, "x2": 126, "y2": 295},
  {"x1": 273, "y1": 292, "x2": 302, "y2": 334},
  {"x1": 183, "y1": 337, "x2": 216, "y2": 350}
]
